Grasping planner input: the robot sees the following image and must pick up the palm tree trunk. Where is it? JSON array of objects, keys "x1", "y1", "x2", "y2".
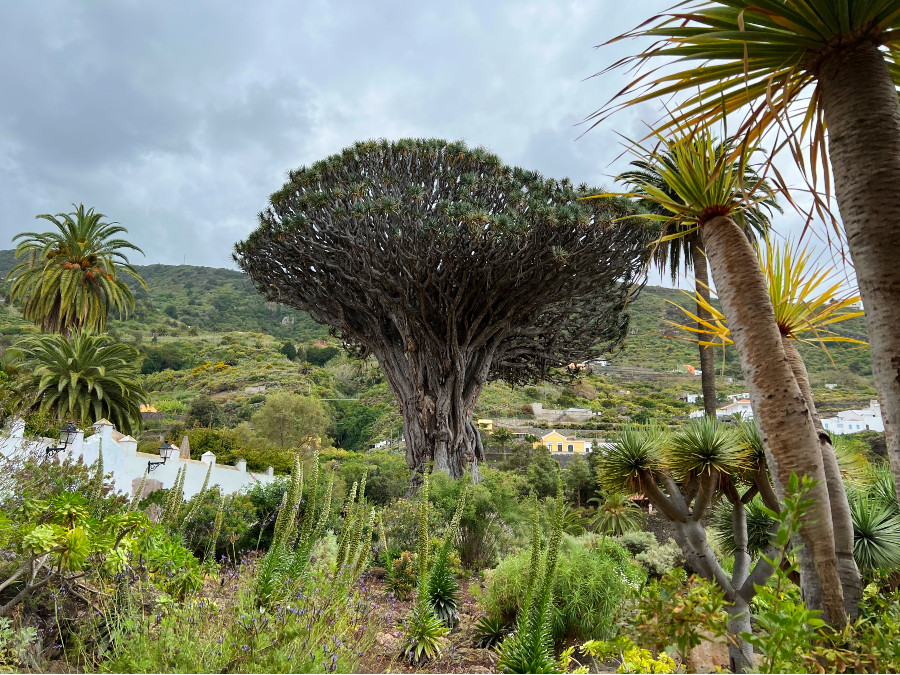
[
  {"x1": 692, "y1": 241, "x2": 717, "y2": 416},
  {"x1": 781, "y1": 336, "x2": 861, "y2": 619},
  {"x1": 701, "y1": 215, "x2": 846, "y2": 626},
  {"x1": 819, "y1": 42, "x2": 900, "y2": 510}
]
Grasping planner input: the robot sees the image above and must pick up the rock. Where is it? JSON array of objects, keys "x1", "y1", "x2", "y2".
[
  {"x1": 375, "y1": 631, "x2": 400, "y2": 651},
  {"x1": 687, "y1": 637, "x2": 730, "y2": 673}
]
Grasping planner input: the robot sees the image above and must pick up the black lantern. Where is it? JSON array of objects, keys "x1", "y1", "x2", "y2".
[
  {"x1": 45, "y1": 421, "x2": 78, "y2": 459},
  {"x1": 148, "y1": 441, "x2": 177, "y2": 473}
]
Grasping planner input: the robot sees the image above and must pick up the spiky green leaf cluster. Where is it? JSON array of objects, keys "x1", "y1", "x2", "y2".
[
  {"x1": 665, "y1": 416, "x2": 749, "y2": 482},
  {"x1": 18, "y1": 331, "x2": 148, "y2": 435},
  {"x1": 596, "y1": 423, "x2": 665, "y2": 495},
  {"x1": 426, "y1": 479, "x2": 469, "y2": 627},
  {"x1": 256, "y1": 454, "x2": 343, "y2": 605},
  {"x1": 497, "y1": 468, "x2": 565, "y2": 674}
]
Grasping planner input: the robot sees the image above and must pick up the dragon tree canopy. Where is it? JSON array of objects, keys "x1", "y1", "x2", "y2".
[{"x1": 236, "y1": 138, "x2": 650, "y2": 485}]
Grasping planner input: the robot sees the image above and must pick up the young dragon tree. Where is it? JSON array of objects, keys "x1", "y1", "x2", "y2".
[
  {"x1": 235, "y1": 139, "x2": 649, "y2": 485},
  {"x1": 601, "y1": 128, "x2": 848, "y2": 625},
  {"x1": 672, "y1": 238, "x2": 867, "y2": 616},
  {"x1": 597, "y1": 420, "x2": 776, "y2": 672}
]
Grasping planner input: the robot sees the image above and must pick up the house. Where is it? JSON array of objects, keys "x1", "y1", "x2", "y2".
[
  {"x1": 680, "y1": 393, "x2": 700, "y2": 404},
  {"x1": 822, "y1": 400, "x2": 884, "y2": 435},
  {"x1": 533, "y1": 430, "x2": 594, "y2": 454},
  {"x1": 689, "y1": 398, "x2": 754, "y2": 420},
  {"x1": 726, "y1": 392, "x2": 751, "y2": 402},
  {"x1": 476, "y1": 419, "x2": 494, "y2": 432}
]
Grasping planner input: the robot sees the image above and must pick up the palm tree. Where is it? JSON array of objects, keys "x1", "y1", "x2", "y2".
[
  {"x1": 590, "y1": 0, "x2": 900, "y2": 513},
  {"x1": 607, "y1": 127, "x2": 848, "y2": 626},
  {"x1": 672, "y1": 238, "x2": 868, "y2": 614},
  {"x1": 17, "y1": 332, "x2": 148, "y2": 435},
  {"x1": 619, "y1": 148, "x2": 780, "y2": 417},
  {"x1": 8, "y1": 205, "x2": 146, "y2": 336},
  {"x1": 588, "y1": 493, "x2": 644, "y2": 536},
  {"x1": 490, "y1": 427, "x2": 514, "y2": 459}
]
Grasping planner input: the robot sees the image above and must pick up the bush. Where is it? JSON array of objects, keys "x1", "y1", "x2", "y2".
[
  {"x1": 429, "y1": 470, "x2": 528, "y2": 570},
  {"x1": 186, "y1": 394, "x2": 225, "y2": 428},
  {"x1": 336, "y1": 452, "x2": 409, "y2": 505},
  {"x1": 612, "y1": 531, "x2": 684, "y2": 578},
  {"x1": 483, "y1": 534, "x2": 644, "y2": 641}
]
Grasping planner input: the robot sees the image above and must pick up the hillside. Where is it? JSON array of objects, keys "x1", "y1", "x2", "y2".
[
  {"x1": 0, "y1": 251, "x2": 875, "y2": 453},
  {"x1": 0, "y1": 249, "x2": 872, "y2": 379}
]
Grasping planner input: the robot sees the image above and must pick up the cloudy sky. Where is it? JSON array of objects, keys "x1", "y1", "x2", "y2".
[{"x1": 0, "y1": 0, "x2": 840, "y2": 285}]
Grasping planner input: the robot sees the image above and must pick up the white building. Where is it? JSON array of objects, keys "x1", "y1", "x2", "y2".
[
  {"x1": 822, "y1": 400, "x2": 884, "y2": 436},
  {"x1": 690, "y1": 398, "x2": 754, "y2": 420},
  {"x1": 0, "y1": 418, "x2": 276, "y2": 499}
]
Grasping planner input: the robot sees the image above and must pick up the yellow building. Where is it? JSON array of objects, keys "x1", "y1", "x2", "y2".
[
  {"x1": 533, "y1": 430, "x2": 590, "y2": 453},
  {"x1": 476, "y1": 419, "x2": 494, "y2": 432}
]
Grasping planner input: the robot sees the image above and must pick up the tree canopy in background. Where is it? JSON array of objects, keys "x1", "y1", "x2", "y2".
[{"x1": 251, "y1": 392, "x2": 329, "y2": 450}]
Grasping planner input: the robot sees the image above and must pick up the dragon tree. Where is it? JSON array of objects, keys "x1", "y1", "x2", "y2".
[{"x1": 235, "y1": 139, "x2": 648, "y2": 484}]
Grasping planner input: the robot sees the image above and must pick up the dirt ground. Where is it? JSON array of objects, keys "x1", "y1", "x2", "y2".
[{"x1": 360, "y1": 574, "x2": 500, "y2": 674}]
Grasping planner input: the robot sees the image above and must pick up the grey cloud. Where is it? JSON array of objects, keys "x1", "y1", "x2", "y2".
[{"x1": 0, "y1": 0, "x2": 673, "y2": 267}]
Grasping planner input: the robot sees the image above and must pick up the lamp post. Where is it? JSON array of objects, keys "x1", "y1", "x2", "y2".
[
  {"x1": 45, "y1": 421, "x2": 78, "y2": 460},
  {"x1": 148, "y1": 441, "x2": 177, "y2": 473}
]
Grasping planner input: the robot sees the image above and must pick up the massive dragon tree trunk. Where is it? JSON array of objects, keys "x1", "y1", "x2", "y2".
[
  {"x1": 702, "y1": 215, "x2": 847, "y2": 626},
  {"x1": 691, "y1": 241, "x2": 717, "y2": 417},
  {"x1": 372, "y1": 333, "x2": 493, "y2": 485},
  {"x1": 819, "y1": 41, "x2": 900, "y2": 510}
]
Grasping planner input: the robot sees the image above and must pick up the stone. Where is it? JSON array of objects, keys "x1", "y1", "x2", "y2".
[{"x1": 687, "y1": 637, "x2": 730, "y2": 673}]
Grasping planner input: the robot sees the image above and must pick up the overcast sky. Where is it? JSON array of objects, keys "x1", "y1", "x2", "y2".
[{"x1": 0, "y1": 0, "x2": 846, "y2": 288}]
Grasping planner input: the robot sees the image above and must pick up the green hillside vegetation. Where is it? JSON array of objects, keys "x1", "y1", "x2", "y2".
[{"x1": 0, "y1": 251, "x2": 875, "y2": 455}]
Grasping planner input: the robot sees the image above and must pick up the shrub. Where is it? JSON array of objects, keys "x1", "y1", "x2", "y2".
[
  {"x1": 612, "y1": 531, "x2": 683, "y2": 578},
  {"x1": 483, "y1": 534, "x2": 643, "y2": 642},
  {"x1": 388, "y1": 551, "x2": 418, "y2": 600},
  {"x1": 186, "y1": 394, "x2": 225, "y2": 427}
]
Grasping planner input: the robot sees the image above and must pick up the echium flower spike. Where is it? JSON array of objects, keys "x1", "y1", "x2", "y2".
[
  {"x1": 90, "y1": 438, "x2": 105, "y2": 507},
  {"x1": 334, "y1": 480, "x2": 358, "y2": 573},
  {"x1": 417, "y1": 473, "x2": 431, "y2": 585},
  {"x1": 522, "y1": 492, "x2": 541, "y2": 614},
  {"x1": 311, "y1": 474, "x2": 334, "y2": 543},
  {"x1": 129, "y1": 470, "x2": 148, "y2": 513},
  {"x1": 207, "y1": 491, "x2": 225, "y2": 560},
  {"x1": 181, "y1": 461, "x2": 212, "y2": 528}
]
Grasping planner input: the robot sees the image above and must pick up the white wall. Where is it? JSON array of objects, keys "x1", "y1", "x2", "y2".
[{"x1": 0, "y1": 419, "x2": 275, "y2": 499}]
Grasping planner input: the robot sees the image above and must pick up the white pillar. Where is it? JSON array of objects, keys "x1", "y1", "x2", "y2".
[
  {"x1": 201, "y1": 451, "x2": 216, "y2": 465},
  {"x1": 236, "y1": 459, "x2": 247, "y2": 472}
]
